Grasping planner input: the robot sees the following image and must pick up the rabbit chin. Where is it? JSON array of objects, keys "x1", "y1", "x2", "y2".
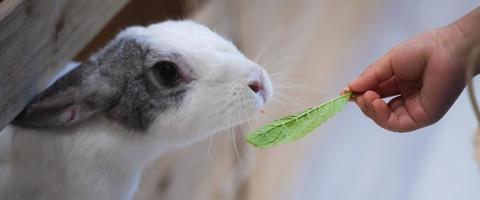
[{"x1": 145, "y1": 94, "x2": 260, "y2": 153}]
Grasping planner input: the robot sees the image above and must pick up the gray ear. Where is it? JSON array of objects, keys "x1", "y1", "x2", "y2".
[{"x1": 13, "y1": 62, "x2": 120, "y2": 128}]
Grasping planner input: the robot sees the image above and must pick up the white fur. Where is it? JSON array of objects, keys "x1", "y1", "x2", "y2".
[{"x1": 0, "y1": 21, "x2": 272, "y2": 200}]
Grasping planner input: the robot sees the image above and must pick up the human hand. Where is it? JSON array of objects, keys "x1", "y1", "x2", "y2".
[{"x1": 346, "y1": 24, "x2": 472, "y2": 132}]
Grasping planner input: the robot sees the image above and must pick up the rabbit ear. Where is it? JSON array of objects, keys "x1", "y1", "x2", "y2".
[{"x1": 12, "y1": 63, "x2": 119, "y2": 128}]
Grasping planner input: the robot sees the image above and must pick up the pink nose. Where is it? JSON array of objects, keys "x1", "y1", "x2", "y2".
[{"x1": 248, "y1": 81, "x2": 263, "y2": 94}]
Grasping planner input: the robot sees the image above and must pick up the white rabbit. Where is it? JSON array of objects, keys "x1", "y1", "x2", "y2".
[{"x1": 0, "y1": 20, "x2": 273, "y2": 200}]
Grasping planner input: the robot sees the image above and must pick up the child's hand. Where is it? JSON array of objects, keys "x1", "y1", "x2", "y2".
[{"x1": 347, "y1": 23, "x2": 473, "y2": 132}]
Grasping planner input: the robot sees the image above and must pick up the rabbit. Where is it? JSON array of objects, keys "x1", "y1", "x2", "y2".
[{"x1": 0, "y1": 20, "x2": 273, "y2": 200}]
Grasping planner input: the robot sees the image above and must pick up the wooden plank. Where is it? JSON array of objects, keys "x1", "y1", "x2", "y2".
[{"x1": 0, "y1": 0, "x2": 130, "y2": 130}]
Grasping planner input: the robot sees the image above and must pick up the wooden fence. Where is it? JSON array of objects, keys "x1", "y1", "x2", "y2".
[{"x1": 0, "y1": 0, "x2": 130, "y2": 130}]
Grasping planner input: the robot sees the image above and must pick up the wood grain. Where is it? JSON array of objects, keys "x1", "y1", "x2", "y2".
[{"x1": 0, "y1": 0, "x2": 130, "y2": 130}]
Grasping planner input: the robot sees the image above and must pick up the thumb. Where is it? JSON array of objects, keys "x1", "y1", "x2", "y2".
[{"x1": 348, "y1": 52, "x2": 395, "y2": 94}]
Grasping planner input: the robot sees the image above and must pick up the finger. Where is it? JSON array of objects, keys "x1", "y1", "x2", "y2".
[
  {"x1": 375, "y1": 76, "x2": 400, "y2": 98},
  {"x1": 363, "y1": 90, "x2": 381, "y2": 119},
  {"x1": 344, "y1": 76, "x2": 399, "y2": 101},
  {"x1": 359, "y1": 63, "x2": 375, "y2": 77},
  {"x1": 348, "y1": 52, "x2": 395, "y2": 93},
  {"x1": 359, "y1": 50, "x2": 391, "y2": 77},
  {"x1": 354, "y1": 94, "x2": 368, "y2": 116},
  {"x1": 372, "y1": 96, "x2": 417, "y2": 132},
  {"x1": 364, "y1": 94, "x2": 418, "y2": 132},
  {"x1": 370, "y1": 98, "x2": 391, "y2": 128},
  {"x1": 386, "y1": 97, "x2": 418, "y2": 132}
]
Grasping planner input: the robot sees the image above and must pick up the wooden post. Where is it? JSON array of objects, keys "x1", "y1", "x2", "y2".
[{"x1": 0, "y1": 0, "x2": 130, "y2": 130}]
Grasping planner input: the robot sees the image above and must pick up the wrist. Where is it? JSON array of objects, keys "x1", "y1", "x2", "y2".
[
  {"x1": 455, "y1": 7, "x2": 480, "y2": 44},
  {"x1": 447, "y1": 7, "x2": 480, "y2": 74}
]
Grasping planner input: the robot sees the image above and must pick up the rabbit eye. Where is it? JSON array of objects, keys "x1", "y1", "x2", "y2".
[{"x1": 152, "y1": 61, "x2": 181, "y2": 87}]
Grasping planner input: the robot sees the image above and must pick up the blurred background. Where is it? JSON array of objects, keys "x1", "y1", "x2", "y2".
[{"x1": 78, "y1": 0, "x2": 480, "y2": 199}]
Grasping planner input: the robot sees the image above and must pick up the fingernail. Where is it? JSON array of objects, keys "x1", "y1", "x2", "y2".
[
  {"x1": 341, "y1": 87, "x2": 358, "y2": 101},
  {"x1": 340, "y1": 87, "x2": 351, "y2": 95}
]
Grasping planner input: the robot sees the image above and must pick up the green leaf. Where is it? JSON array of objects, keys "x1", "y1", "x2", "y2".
[{"x1": 246, "y1": 92, "x2": 352, "y2": 148}]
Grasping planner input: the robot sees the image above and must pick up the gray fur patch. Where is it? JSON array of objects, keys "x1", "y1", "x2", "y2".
[
  {"x1": 13, "y1": 36, "x2": 190, "y2": 132},
  {"x1": 105, "y1": 71, "x2": 187, "y2": 131}
]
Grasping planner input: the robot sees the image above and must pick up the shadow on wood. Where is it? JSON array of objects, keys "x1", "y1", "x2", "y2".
[{"x1": 0, "y1": 0, "x2": 130, "y2": 130}]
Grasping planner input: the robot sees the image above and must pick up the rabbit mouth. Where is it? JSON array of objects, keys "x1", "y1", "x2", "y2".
[
  {"x1": 258, "y1": 91, "x2": 269, "y2": 104},
  {"x1": 251, "y1": 91, "x2": 267, "y2": 109}
]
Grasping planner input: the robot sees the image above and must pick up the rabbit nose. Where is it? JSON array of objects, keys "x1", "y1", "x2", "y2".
[
  {"x1": 247, "y1": 68, "x2": 271, "y2": 102},
  {"x1": 248, "y1": 80, "x2": 264, "y2": 94}
]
